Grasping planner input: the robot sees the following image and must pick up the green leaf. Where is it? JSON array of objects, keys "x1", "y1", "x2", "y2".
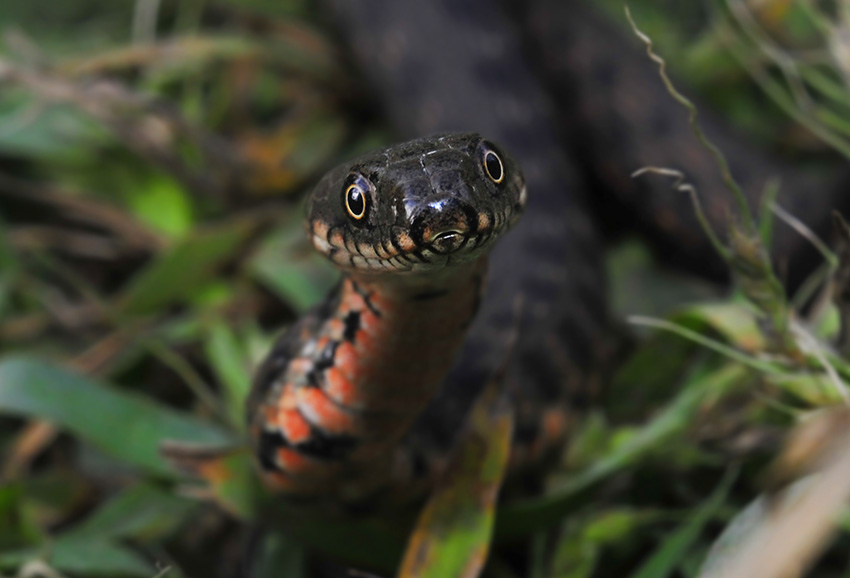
[
  {"x1": 0, "y1": 0, "x2": 134, "y2": 54},
  {"x1": 118, "y1": 217, "x2": 257, "y2": 316},
  {"x1": 20, "y1": 471, "x2": 90, "y2": 541},
  {"x1": 607, "y1": 331, "x2": 697, "y2": 420},
  {"x1": 0, "y1": 483, "x2": 39, "y2": 551},
  {"x1": 496, "y1": 364, "x2": 748, "y2": 541},
  {"x1": 0, "y1": 539, "x2": 154, "y2": 577},
  {"x1": 0, "y1": 356, "x2": 232, "y2": 477},
  {"x1": 203, "y1": 319, "x2": 252, "y2": 429},
  {"x1": 250, "y1": 213, "x2": 337, "y2": 313},
  {"x1": 161, "y1": 445, "x2": 264, "y2": 520},
  {"x1": 584, "y1": 509, "x2": 662, "y2": 545},
  {"x1": 64, "y1": 483, "x2": 197, "y2": 542},
  {"x1": 126, "y1": 176, "x2": 194, "y2": 239},
  {"x1": 0, "y1": 95, "x2": 110, "y2": 161},
  {"x1": 547, "y1": 517, "x2": 599, "y2": 578},
  {"x1": 629, "y1": 468, "x2": 737, "y2": 578},
  {"x1": 673, "y1": 303, "x2": 766, "y2": 353},
  {"x1": 766, "y1": 372, "x2": 847, "y2": 405}
]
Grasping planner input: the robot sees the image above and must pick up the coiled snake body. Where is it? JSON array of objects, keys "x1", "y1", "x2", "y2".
[{"x1": 247, "y1": 0, "x2": 850, "y2": 508}]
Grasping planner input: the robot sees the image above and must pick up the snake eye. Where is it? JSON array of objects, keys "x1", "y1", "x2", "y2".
[
  {"x1": 483, "y1": 149, "x2": 504, "y2": 184},
  {"x1": 345, "y1": 182, "x2": 368, "y2": 220}
]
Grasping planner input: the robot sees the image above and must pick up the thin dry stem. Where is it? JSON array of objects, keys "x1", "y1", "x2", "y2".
[
  {"x1": 632, "y1": 166, "x2": 731, "y2": 261},
  {"x1": 625, "y1": 6, "x2": 756, "y2": 233},
  {"x1": 770, "y1": 202, "x2": 837, "y2": 268}
]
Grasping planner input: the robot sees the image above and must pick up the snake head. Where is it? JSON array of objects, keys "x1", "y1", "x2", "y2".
[{"x1": 307, "y1": 133, "x2": 526, "y2": 276}]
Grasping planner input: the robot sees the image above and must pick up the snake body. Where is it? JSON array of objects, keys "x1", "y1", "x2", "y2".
[
  {"x1": 247, "y1": 0, "x2": 850, "y2": 508},
  {"x1": 247, "y1": 134, "x2": 533, "y2": 504}
]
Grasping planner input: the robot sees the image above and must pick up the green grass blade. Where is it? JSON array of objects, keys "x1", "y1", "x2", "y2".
[
  {"x1": 0, "y1": 539, "x2": 154, "y2": 577},
  {"x1": 118, "y1": 218, "x2": 257, "y2": 316},
  {"x1": 203, "y1": 319, "x2": 252, "y2": 429},
  {"x1": 64, "y1": 483, "x2": 198, "y2": 541},
  {"x1": 0, "y1": 356, "x2": 232, "y2": 477},
  {"x1": 496, "y1": 364, "x2": 748, "y2": 540},
  {"x1": 629, "y1": 468, "x2": 737, "y2": 578}
]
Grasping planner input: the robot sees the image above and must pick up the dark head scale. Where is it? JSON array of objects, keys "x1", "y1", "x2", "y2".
[{"x1": 307, "y1": 133, "x2": 526, "y2": 274}]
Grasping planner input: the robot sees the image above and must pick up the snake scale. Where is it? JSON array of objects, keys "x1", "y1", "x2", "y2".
[{"x1": 246, "y1": 0, "x2": 850, "y2": 510}]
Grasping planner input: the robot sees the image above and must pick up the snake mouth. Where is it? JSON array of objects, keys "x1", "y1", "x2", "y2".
[
  {"x1": 309, "y1": 194, "x2": 520, "y2": 274},
  {"x1": 309, "y1": 205, "x2": 517, "y2": 273}
]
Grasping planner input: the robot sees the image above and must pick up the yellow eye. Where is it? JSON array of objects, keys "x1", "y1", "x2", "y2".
[
  {"x1": 483, "y1": 150, "x2": 504, "y2": 183},
  {"x1": 345, "y1": 184, "x2": 367, "y2": 220}
]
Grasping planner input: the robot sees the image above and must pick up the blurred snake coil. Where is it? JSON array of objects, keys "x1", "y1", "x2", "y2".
[{"x1": 244, "y1": 0, "x2": 850, "y2": 509}]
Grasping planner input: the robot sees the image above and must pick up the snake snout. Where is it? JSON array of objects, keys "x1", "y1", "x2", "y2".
[{"x1": 413, "y1": 198, "x2": 476, "y2": 255}]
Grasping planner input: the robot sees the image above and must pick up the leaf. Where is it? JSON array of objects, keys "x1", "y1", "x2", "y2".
[
  {"x1": 118, "y1": 217, "x2": 258, "y2": 316},
  {"x1": 584, "y1": 508, "x2": 663, "y2": 546},
  {"x1": 0, "y1": 1, "x2": 135, "y2": 54},
  {"x1": 608, "y1": 331, "x2": 697, "y2": 420},
  {"x1": 63, "y1": 35, "x2": 260, "y2": 79},
  {"x1": 0, "y1": 483, "x2": 38, "y2": 551},
  {"x1": 126, "y1": 175, "x2": 194, "y2": 239},
  {"x1": 545, "y1": 509, "x2": 663, "y2": 578},
  {"x1": 547, "y1": 517, "x2": 599, "y2": 578},
  {"x1": 20, "y1": 470, "x2": 91, "y2": 537},
  {"x1": 610, "y1": 302, "x2": 763, "y2": 422},
  {"x1": 831, "y1": 212, "x2": 850, "y2": 355},
  {"x1": 674, "y1": 303, "x2": 767, "y2": 353},
  {"x1": 765, "y1": 372, "x2": 847, "y2": 405},
  {"x1": 64, "y1": 483, "x2": 198, "y2": 542},
  {"x1": 496, "y1": 364, "x2": 748, "y2": 541},
  {"x1": 398, "y1": 376, "x2": 514, "y2": 578},
  {"x1": 0, "y1": 539, "x2": 154, "y2": 577},
  {"x1": 160, "y1": 443, "x2": 264, "y2": 519},
  {"x1": 250, "y1": 213, "x2": 337, "y2": 312},
  {"x1": 203, "y1": 319, "x2": 252, "y2": 429},
  {"x1": 697, "y1": 492, "x2": 773, "y2": 578},
  {"x1": 698, "y1": 409, "x2": 850, "y2": 578},
  {"x1": 629, "y1": 468, "x2": 736, "y2": 578},
  {"x1": 0, "y1": 356, "x2": 232, "y2": 477},
  {"x1": 0, "y1": 94, "x2": 111, "y2": 161}
]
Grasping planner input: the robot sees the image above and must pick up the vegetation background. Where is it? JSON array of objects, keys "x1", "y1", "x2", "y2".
[{"x1": 2, "y1": 1, "x2": 850, "y2": 577}]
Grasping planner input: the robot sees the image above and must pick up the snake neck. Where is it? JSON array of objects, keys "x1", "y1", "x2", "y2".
[{"x1": 252, "y1": 256, "x2": 488, "y2": 500}]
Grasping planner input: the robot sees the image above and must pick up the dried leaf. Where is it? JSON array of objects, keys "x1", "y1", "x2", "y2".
[
  {"x1": 699, "y1": 407, "x2": 850, "y2": 578},
  {"x1": 398, "y1": 379, "x2": 513, "y2": 578}
]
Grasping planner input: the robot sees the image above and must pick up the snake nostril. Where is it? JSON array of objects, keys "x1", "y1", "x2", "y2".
[{"x1": 430, "y1": 231, "x2": 466, "y2": 254}]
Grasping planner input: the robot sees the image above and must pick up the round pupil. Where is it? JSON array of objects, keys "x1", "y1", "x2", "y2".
[
  {"x1": 347, "y1": 187, "x2": 365, "y2": 216},
  {"x1": 485, "y1": 152, "x2": 503, "y2": 181}
]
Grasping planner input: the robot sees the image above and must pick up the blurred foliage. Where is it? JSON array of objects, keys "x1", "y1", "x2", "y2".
[{"x1": 2, "y1": 0, "x2": 850, "y2": 577}]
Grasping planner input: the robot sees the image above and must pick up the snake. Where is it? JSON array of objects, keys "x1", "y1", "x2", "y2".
[
  {"x1": 246, "y1": 0, "x2": 850, "y2": 509},
  {"x1": 246, "y1": 133, "x2": 533, "y2": 505}
]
